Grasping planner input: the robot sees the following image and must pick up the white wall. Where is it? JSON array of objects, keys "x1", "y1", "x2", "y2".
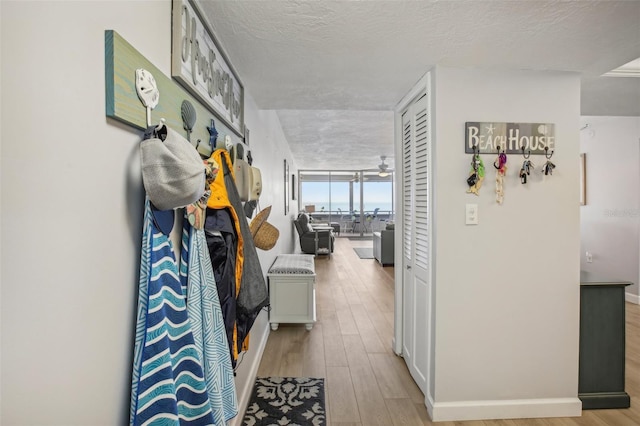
[
  {"x1": 430, "y1": 66, "x2": 582, "y2": 420},
  {"x1": 0, "y1": 1, "x2": 295, "y2": 424},
  {"x1": 228, "y1": 94, "x2": 299, "y2": 426},
  {"x1": 579, "y1": 116, "x2": 640, "y2": 303}
]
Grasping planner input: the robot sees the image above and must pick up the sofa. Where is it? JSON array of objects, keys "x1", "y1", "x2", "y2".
[
  {"x1": 294, "y1": 212, "x2": 335, "y2": 254},
  {"x1": 373, "y1": 225, "x2": 394, "y2": 265}
]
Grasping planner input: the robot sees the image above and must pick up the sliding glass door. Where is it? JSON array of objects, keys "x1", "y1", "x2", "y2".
[
  {"x1": 299, "y1": 170, "x2": 394, "y2": 236},
  {"x1": 363, "y1": 172, "x2": 394, "y2": 232}
]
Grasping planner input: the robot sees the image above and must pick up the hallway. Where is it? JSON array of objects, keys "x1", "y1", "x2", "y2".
[{"x1": 256, "y1": 238, "x2": 640, "y2": 425}]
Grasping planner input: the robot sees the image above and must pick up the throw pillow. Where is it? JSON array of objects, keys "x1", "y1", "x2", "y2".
[{"x1": 298, "y1": 213, "x2": 314, "y2": 233}]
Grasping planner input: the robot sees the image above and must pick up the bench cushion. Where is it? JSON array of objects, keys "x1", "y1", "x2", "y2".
[{"x1": 268, "y1": 254, "x2": 316, "y2": 275}]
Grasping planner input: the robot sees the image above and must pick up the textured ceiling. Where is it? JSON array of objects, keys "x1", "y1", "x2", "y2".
[{"x1": 197, "y1": 0, "x2": 640, "y2": 170}]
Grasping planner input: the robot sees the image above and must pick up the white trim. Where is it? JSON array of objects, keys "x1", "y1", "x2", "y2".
[
  {"x1": 429, "y1": 398, "x2": 582, "y2": 422},
  {"x1": 626, "y1": 292, "x2": 640, "y2": 304},
  {"x1": 392, "y1": 105, "x2": 404, "y2": 356},
  {"x1": 602, "y1": 69, "x2": 640, "y2": 77},
  {"x1": 227, "y1": 324, "x2": 270, "y2": 426},
  {"x1": 425, "y1": 391, "x2": 436, "y2": 421},
  {"x1": 394, "y1": 71, "x2": 430, "y2": 113},
  {"x1": 392, "y1": 70, "x2": 431, "y2": 358},
  {"x1": 391, "y1": 337, "x2": 400, "y2": 355}
]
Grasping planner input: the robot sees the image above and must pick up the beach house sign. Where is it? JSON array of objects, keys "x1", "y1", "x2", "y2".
[
  {"x1": 171, "y1": 0, "x2": 244, "y2": 136},
  {"x1": 465, "y1": 122, "x2": 555, "y2": 154}
]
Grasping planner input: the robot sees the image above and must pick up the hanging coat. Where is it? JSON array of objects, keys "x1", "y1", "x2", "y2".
[
  {"x1": 179, "y1": 215, "x2": 238, "y2": 424},
  {"x1": 130, "y1": 199, "x2": 214, "y2": 426},
  {"x1": 205, "y1": 149, "x2": 268, "y2": 360},
  {"x1": 219, "y1": 157, "x2": 269, "y2": 347},
  {"x1": 203, "y1": 209, "x2": 238, "y2": 367}
]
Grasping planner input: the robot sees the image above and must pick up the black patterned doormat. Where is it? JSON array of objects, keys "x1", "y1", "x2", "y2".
[{"x1": 243, "y1": 377, "x2": 325, "y2": 426}]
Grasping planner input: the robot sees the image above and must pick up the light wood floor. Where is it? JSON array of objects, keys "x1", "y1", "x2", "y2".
[{"x1": 256, "y1": 238, "x2": 640, "y2": 425}]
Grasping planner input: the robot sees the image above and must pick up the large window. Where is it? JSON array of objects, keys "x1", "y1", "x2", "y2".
[
  {"x1": 299, "y1": 170, "x2": 394, "y2": 235},
  {"x1": 300, "y1": 173, "x2": 330, "y2": 214},
  {"x1": 363, "y1": 173, "x2": 393, "y2": 213}
]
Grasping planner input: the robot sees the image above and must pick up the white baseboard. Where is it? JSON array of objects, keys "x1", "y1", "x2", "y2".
[
  {"x1": 626, "y1": 292, "x2": 640, "y2": 304},
  {"x1": 428, "y1": 397, "x2": 582, "y2": 422},
  {"x1": 425, "y1": 392, "x2": 435, "y2": 420},
  {"x1": 227, "y1": 320, "x2": 270, "y2": 426}
]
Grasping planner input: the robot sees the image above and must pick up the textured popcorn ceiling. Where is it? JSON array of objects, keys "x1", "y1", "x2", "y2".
[{"x1": 197, "y1": 0, "x2": 640, "y2": 169}]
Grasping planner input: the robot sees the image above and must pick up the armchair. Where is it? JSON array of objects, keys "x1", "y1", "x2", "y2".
[
  {"x1": 294, "y1": 213, "x2": 335, "y2": 254},
  {"x1": 373, "y1": 224, "x2": 394, "y2": 265}
]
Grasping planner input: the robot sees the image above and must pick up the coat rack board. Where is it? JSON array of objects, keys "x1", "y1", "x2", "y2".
[{"x1": 105, "y1": 30, "x2": 239, "y2": 156}]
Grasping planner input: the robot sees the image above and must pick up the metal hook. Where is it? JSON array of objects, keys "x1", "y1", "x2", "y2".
[
  {"x1": 153, "y1": 118, "x2": 167, "y2": 141},
  {"x1": 521, "y1": 146, "x2": 531, "y2": 159},
  {"x1": 494, "y1": 148, "x2": 507, "y2": 170},
  {"x1": 544, "y1": 146, "x2": 554, "y2": 159},
  {"x1": 470, "y1": 145, "x2": 480, "y2": 172}
]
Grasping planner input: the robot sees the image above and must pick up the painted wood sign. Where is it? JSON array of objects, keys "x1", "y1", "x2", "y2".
[
  {"x1": 465, "y1": 122, "x2": 555, "y2": 154},
  {"x1": 104, "y1": 30, "x2": 240, "y2": 158},
  {"x1": 171, "y1": 0, "x2": 244, "y2": 137}
]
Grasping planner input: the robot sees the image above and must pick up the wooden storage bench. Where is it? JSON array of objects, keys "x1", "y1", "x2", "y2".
[{"x1": 267, "y1": 254, "x2": 316, "y2": 331}]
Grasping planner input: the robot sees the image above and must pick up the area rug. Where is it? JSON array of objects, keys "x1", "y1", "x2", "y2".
[
  {"x1": 243, "y1": 377, "x2": 325, "y2": 426},
  {"x1": 353, "y1": 247, "x2": 374, "y2": 259}
]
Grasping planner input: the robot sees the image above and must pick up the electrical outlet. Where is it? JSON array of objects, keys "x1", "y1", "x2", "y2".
[
  {"x1": 466, "y1": 204, "x2": 478, "y2": 225},
  {"x1": 586, "y1": 251, "x2": 593, "y2": 263}
]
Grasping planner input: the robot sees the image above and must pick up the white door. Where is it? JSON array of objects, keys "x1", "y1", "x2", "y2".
[{"x1": 401, "y1": 92, "x2": 432, "y2": 397}]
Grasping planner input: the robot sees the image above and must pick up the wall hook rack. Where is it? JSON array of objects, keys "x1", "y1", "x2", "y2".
[{"x1": 105, "y1": 30, "x2": 241, "y2": 157}]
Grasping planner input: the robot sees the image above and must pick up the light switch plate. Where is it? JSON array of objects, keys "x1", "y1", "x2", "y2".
[{"x1": 466, "y1": 204, "x2": 478, "y2": 225}]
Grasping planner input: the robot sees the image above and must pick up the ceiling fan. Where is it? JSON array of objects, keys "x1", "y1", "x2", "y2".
[{"x1": 377, "y1": 155, "x2": 393, "y2": 177}]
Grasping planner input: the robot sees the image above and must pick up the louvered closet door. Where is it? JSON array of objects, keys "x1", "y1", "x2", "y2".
[{"x1": 401, "y1": 93, "x2": 431, "y2": 396}]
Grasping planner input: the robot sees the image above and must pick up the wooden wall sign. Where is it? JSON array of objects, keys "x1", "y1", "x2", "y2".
[
  {"x1": 465, "y1": 122, "x2": 555, "y2": 154},
  {"x1": 171, "y1": 0, "x2": 244, "y2": 137},
  {"x1": 104, "y1": 30, "x2": 239, "y2": 158}
]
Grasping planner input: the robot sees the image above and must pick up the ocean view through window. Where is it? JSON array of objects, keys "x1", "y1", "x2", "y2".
[{"x1": 298, "y1": 170, "x2": 394, "y2": 234}]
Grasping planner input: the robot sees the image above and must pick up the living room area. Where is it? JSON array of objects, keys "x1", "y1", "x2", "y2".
[
  {"x1": 293, "y1": 170, "x2": 395, "y2": 264},
  {"x1": 293, "y1": 209, "x2": 396, "y2": 265}
]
